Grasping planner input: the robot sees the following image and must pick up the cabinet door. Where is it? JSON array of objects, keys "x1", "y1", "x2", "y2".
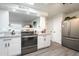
[
  {"x1": 45, "y1": 35, "x2": 50, "y2": 47},
  {"x1": 38, "y1": 36, "x2": 45, "y2": 49},
  {"x1": 0, "y1": 39, "x2": 8, "y2": 56},
  {"x1": 8, "y1": 37, "x2": 21, "y2": 56}
]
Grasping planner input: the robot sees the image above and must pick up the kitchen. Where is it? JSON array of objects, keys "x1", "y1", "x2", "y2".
[
  {"x1": 0, "y1": 3, "x2": 79, "y2": 56},
  {"x1": 0, "y1": 3, "x2": 51, "y2": 56}
]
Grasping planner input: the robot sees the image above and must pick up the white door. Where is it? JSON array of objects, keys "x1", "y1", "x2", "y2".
[
  {"x1": 52, "y1": 18, "x2": 62, "y2": 44},
  {"x1": 0, "y1": 39, "x2": 8, "y2": 56},
  {"x1": 8, "y1": 38, "x2": 21, "y2": 56}
]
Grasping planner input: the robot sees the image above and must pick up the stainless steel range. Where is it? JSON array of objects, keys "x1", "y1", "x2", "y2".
[{"x1": 21, "y1": 31, "x2": 37, "y2": 55}]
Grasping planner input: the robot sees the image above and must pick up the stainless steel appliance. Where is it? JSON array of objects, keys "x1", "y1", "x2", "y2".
[
  {"x1": 62, "y1": 18, "x2": 79, "y2": 51},
  {"x1": 21, "y1": 31, "x2": 37, "y2": 55}
]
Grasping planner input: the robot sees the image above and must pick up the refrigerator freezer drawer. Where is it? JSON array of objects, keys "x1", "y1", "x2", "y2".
[{"x1": 62, "y1": 37, "x2": 79, "y2": 51}]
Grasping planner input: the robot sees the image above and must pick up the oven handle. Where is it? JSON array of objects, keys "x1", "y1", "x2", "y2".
[
  {"x1": 66, "y1": 38, "x2": 79, "y2": 41},
  {"x1": 3, "y1": 39, "x2": 11, "y2": 41},
  {"x1": 22, "y1": 35, "x2": 37, "y2": 38}
]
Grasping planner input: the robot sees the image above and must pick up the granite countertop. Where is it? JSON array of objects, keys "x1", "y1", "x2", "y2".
[
  {"x1": 0, "y1": 31, "x2": 21, "y2": 38},
  {"x1": 38, "y1": 33, "x2": 51, "y2": 36},
  {"x1": 0, "y1": 35, "x2": 21, "y2": 38}
]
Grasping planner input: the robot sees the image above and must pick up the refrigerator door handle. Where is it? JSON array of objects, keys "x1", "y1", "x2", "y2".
[{"x1": 67, "y1": 38, "x2": 79, "y2": 40}]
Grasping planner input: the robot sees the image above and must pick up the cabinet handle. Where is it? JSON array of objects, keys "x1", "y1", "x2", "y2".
[
  {"x1": 8, "y1": 43, "x2": 10, "y2": 47},
  {"x1": 44, "y1": 38, "x2": 46, "y2": 41},
  {"x1": 5, "y1": 43, "x2": 7, "y2": 47},
  {"x1": 3, "y1": 39, "x2": 11, "y2": 41}
]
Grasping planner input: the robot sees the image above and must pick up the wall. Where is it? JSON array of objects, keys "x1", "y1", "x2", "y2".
[
  {"x1": 9, "y1": 14, "x2": 32, "y2": 27},
  {"x1": 32, "y1": 16, "x2": 46, "y2": 31},
  {"x1": 20, "y1": 21, "x2": 32, "y2": 27},
  {"x1": 0, "y1": 10, "x2": 9, "y2": 32},
  {"x1": 66, "y1": 11, "x2": 79, "y2": 17},
  {"x1": 32, "y1": 18, "x2": 40, "y2": 29},
  {"x1": 46, "y1": 13, "x2": 64, "y2": 44},
  {"x1": 47, "y1": 11, "x2": 79, "y2": 44}
]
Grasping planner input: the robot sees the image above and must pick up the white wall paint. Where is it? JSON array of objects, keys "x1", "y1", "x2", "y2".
[
  {"x1": 32, "y1": 17, "x2": 46, "y2": 31},
  {"x1": 32, "y1": 18, "x2": 40, "y2": 28},
  {"x1": 0, "y1": 10, "x2": 9, "y2": 32},
  {"x1": 46, "y1": 11, "x2": 79, "y2": 44},
  {"x1": 9, "y1": 15, "x2": 32, "y2": 27},
  {"x1": 66, "y1": 11, "x2": 79, "y2": 17},
  {"x1": 47, "y1": 14, "x2": 64, "y2": 44},
  {"x1": 47, "y1": 11, "x2": 79, "y2": 44},
  {"x1": 22, "y1": 21, "x2": 32, "y2": 27}
]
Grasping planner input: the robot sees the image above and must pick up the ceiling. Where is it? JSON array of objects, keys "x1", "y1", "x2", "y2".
[
  {"x1": 0, "y1": 3, "x2": 79, "y2": 21},
  {"x1": 21, "y1": 3, "x2": 79, "y2": 18}
]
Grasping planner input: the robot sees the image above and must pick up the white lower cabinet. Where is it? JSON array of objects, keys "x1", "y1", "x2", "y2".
[
  {"x1": 8, "y1": 37, "x2": 21, "y2": 56},
  {"x1": 45, "y1": 35, "x2": 51, "y2": 47},
  {"x1": 38, "y1": 36, "x2": 45, "y2": 49},
  {"x1": 0, "y1": 40, "x2": 8, "y2": 56},
  {"x1": 37, "y1": 35, "x2": 51, "y2": 49},
  {"x1": 0, "y1": 37, "x2": 21, "y2": 56}
]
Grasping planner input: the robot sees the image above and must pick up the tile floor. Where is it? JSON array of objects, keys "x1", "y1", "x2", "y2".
[{"x1": 25, "y1": 42, "x2": 79, "y2": 56}]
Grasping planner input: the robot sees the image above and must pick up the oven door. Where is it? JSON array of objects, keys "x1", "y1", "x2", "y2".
[
  {"x1": 21, "y1": 36, "x2": 37, "y2": 48},
  {"x1": 21, "y1": 36, "x2": 37, "y2": 55}
]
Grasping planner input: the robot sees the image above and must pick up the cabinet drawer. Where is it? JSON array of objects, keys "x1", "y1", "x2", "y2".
[{"x1": 62, "y1": 37, "x2": 79, "y2": 51}]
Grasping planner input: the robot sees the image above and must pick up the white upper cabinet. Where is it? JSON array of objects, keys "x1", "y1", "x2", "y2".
[
  {"x1": 0, "y1": 10, "x2": 9, "y2": 32},
  {"x1": 39, "y1": 16, "x2": 46, "y2": 30}
]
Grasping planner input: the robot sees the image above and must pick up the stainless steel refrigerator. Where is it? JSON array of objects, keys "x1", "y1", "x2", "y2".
[{"x1": 62, "y1": 18, "x2": 79, "y2": 51}]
